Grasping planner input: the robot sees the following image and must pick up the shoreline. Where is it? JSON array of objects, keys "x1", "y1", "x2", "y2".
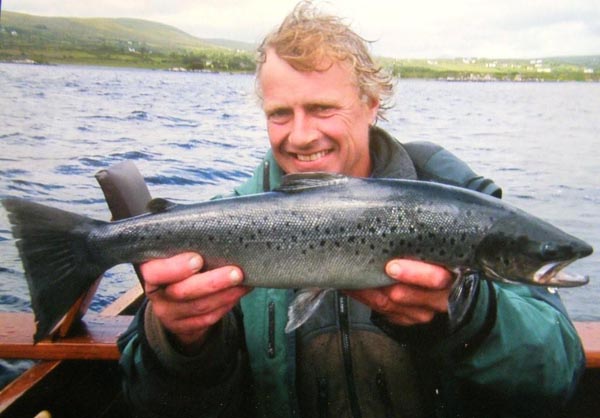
[{"x1": 2, "y1": 59, "x2": 598, "y2": 83}]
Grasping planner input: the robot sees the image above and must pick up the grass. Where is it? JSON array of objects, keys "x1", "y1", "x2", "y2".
[{"x1": 1, "y1": 11, "x2": 599, "y2": 81}]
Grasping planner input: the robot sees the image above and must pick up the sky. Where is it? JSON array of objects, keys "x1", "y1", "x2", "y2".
[{"x1": 3, "y1": 0, "x2": 600, "y2": 59}]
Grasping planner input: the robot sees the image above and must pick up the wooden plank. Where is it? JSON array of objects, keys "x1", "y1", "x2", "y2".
[
  {"x1": 0, "y1": 360, "x2": 125, "y2": 417},
  {"x1": 57, "y1": 278, "x2": 102, "y2": 338},
  {"x1": 574, "y1": 321, "x2": 600, "y2": 368},
  {"x1": 100, "y1": 282, "x2": 144, "y2": 317},
  {"x1": 0, "y1": 361, "x2": 60, "y2": 413},
  {"x1": 0, "y1": 313, "x2": 133, "y2": 360}
]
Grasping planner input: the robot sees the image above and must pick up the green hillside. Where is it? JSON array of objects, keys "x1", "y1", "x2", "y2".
[
  {"x1": 0, "y1": 10, "x2": 598, "y2": 80},
  {"x1": 0, "y1": 11, "x2": 256, "y2": 71}
]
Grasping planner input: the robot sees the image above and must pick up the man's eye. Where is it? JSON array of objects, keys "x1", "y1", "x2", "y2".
[
  {"x1": 310, "y1": 105, "x2": 334, "y2": 115},
  {"x1": 268, "y1": 110, "x2": 291, "y2": 123}
]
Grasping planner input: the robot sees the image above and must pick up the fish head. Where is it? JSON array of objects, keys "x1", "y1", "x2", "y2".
[{"x1": 475, "y1": 215, "x2": 593, "y2": 287}]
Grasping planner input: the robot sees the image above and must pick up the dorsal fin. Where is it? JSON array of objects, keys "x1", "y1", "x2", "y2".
[
  {"x1": 147, "y1": 198, "x2": 177, "y2": 213},
  {"x1": 276, "y1": 172, "x2": 349, "y2": 193}
]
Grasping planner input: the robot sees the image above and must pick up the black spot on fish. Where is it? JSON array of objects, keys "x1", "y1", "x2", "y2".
[
  {"x1": 320, "y1": 240, "x2": 326, "y2": 247},
  {"x1": 348, "y1": 236, "x2": 356, "y2": 243}
]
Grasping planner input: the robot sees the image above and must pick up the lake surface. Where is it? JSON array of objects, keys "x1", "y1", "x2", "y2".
[{"x1": 0, "y1": 64, "x2": 598, "y2": 323}]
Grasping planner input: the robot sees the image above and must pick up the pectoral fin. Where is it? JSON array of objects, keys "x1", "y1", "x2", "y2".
[{"x1": 285, "y1": 288, "x2": 333, "y2": 333}]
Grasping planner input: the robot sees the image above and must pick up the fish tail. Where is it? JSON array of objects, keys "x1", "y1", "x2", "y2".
[{"x1": 2, "y1": 197, "x2": 108, "y2": 342}]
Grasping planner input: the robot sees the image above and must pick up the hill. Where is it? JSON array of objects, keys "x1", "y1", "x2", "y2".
[
  {"x1": 0, "y1": 11, "x2": 598, "y2": 80},
  {"x1": 0, "y1": 11, "x2": 256, "y2": 71}
]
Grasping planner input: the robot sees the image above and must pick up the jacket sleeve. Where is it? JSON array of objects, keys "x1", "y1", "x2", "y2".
[
  {"x1": 118, "y1": 301, "x2": 251, "y2": 418},
  {"x1": 437, "y1": 280, "x2": 584, "y2": 416}
]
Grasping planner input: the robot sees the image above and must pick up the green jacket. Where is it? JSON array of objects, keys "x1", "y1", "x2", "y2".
[{"x1": 119, "y1": 127, "x2": 584, "y2": 418}]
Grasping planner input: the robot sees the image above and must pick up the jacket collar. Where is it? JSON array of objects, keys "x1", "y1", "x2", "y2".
[{"x1": 369, "y1": 125, "x2": 417, "y2": 180}]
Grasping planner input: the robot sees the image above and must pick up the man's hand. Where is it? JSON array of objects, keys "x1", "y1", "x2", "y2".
[
  {"x1": 345, "y1": 259, "x2": 453, "y2": 326},
  {"x1": 141, "y1": 252, "x2": 251, "y2": 353}
]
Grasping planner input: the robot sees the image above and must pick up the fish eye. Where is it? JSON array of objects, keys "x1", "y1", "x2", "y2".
[{"x1": 540, "y1": 242, "x2": 559, "y2": 259}]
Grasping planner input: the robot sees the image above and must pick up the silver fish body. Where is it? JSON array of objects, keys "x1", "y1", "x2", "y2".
[
  {"x1": 88, "y1": 173, "x2": 592, "y2": 288},
  {"x1": 2, "y1": 172, "x2": 593, "y2": 341}
]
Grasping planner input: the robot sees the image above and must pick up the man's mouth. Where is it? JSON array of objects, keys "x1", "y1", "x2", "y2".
[{"x1": 294, "y1": 150, "x2": 330, "y2": 162}]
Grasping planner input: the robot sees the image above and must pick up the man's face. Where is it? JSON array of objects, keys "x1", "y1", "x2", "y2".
[{"x1": 258, "y1": 50, "x2": 379, "y2": 177}]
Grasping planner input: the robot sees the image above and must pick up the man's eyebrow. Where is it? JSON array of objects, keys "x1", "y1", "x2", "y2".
[{"x1": 264, "y1": 105, "x2": 291, "y2": 115}]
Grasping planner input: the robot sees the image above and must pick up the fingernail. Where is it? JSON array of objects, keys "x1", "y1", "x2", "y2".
[
  {"x1": 189, "y1": 255, "x2": 202, "y2": 271},
  {"x1": 230, "y1": 268, "x2": 242, "y2": 285},
  {"x1": 387, "y1": 262, "x2": 401, "y2": 277}
]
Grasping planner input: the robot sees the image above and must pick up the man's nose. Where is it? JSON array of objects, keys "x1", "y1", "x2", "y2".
[{"x1": 288, "y1": 112, "x2": 319, "y2": 147}]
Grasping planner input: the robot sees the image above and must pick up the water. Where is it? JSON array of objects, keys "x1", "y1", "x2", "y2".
[{"x1": 0, "y1": 63, "x2": 599, "y2": 383}]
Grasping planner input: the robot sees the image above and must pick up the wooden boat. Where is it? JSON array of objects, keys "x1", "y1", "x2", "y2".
[
  {"x1": 1, "y1": 293, "x2": 599, "y2": 418},
  {"x1": 0, "y1": 284, "x2": 144, "y2": 418},
  {"x1": 1, "y1": 163, "x2": 598, "y2": 417}
]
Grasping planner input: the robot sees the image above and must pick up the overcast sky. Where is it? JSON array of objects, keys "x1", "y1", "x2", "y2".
[{"x1": 3, "y1": 0, "x2": 600, "y2": 58}]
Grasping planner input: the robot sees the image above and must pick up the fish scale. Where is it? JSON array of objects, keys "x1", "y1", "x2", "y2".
[{"x1": 2, "y1": 172, "x2": 593, "y2": 341}]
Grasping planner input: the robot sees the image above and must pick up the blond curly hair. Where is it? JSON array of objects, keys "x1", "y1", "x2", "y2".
[{"x1": 256, "y1": 1, "x2": 394, "y2": 120}]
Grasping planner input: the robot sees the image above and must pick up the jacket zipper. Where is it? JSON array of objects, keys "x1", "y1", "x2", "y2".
[
  {"x1": 267, "y1": 300, "x2": 276, "y2": 358},
  {"x1": 317, "y1": 376, "x2": 329, "y2": 418},
  {"x1": 375, "y1": 368, "x2": 394, "y2": 418},
  {"x1": 337, "y1": 292, "x2": 362, "y2": 418}
]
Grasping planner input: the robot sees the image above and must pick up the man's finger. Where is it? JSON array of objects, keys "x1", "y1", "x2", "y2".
[
  {"x1": 141, "y1": 252, "x2": 203, "y2": 286},
  {"x1": 385, "y1": 259, "x2": 452, "y2": 289},
  {"x1": 162, "y1": 266, "x2": 245, "y2": 301}
]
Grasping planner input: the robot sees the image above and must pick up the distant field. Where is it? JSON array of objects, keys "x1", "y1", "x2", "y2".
[{"x1": 1, "y1": 11, "x2": 598, "y2": 81}]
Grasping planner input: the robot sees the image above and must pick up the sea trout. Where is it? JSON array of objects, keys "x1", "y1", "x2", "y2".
[{"x1": 2, "y1": 172, "x2": 593, "y2": 341}]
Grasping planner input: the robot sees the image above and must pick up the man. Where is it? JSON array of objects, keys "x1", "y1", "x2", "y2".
[{"x1": 118, "y1": 2, "x2": 584, "y2": 417}]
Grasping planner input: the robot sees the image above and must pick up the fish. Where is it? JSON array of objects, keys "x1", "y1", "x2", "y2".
[{"x1": 2, "y1": 172, "x2": 593, "y2": 342}]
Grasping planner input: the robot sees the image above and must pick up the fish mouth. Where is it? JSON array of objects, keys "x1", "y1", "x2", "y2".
[{"x1": 533, "y1": 259, "x2": 590, "y2": 287}]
